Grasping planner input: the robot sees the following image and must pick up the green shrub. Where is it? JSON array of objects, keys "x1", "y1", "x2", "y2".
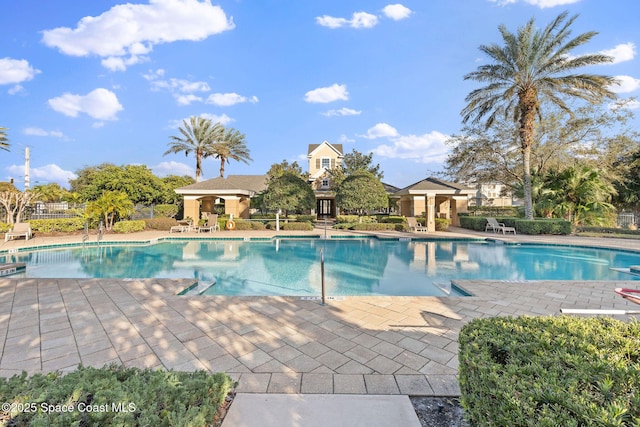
[
  {"x1": 29, "y1": 218, "x2": 86, "y2": 233},
  {"x1": 153, "y1": 204, "x2": 179, "y2": 218},
  {"x1": 459, "y1": 216, "x2": 488, "y2": 231},
  {"x1": 335, "y1": 215, "x2": 376, "y2": 224},
  {"x1": 0, "y1": 222, "x2": 11, "y2": 233},
  {"x1": 332, "y1": 222, "x2": 354, "y2": 230},
  {"x1": 281, "y1": 221, "x2": 314, "y2": 231},
  {"x1": 350, "y1": 223, "x2": 400, "y2": 231},
  {"x1": 295, "y1": 214, "x2": 317, "y2": 223},
  {"x1": 378, "y1": 216, "x2": 406, "y2": 224},
  {"x1": 112, "y1": 220, "x2": 146, "y2": 233},
  {"x1": 468, "y1": 206, "x2": 519, "y2": 217},
  {"x1": 250, "y1": 214, "x2": 276, "y2": 220},
  {"x1": 576, "y1": 226, "x2": 640, "y2": 235},
  {"x1": 514, "y1": 218, "x2": 571, "y2": 235},
  {"x1": 144, "y1": 217, "x2": 177, "y2": 230},
  {"x1": 0, "y1": 365, "x2": 233, "y2": 426},
  {"x1": 459, "y1": 316, "x2": 640, "y2": 427},
  {"x1": 435, "y1": 218, "x2": 450, "y2": 231}
]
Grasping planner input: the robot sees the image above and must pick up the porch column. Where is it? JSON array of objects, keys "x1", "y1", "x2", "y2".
[
  {"x1": 224, "y1": 196, "x2": 241, "y2": 218},
  {"x1": 426, "y1": 195, "x2": 436, "y2": 232},
  {"x1": 183, "y1": 197, "x2": 200, "y2": 222},
  {"x1": 451, "y1": 196, "x2": 468, "y2": 227}
]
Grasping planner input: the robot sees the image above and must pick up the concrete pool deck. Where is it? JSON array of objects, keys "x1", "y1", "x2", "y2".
[{"x1": 1, "y1": 226, "x2": 639, "y2": 424}]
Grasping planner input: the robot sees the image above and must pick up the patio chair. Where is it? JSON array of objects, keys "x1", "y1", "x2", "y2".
[
  {"x1": 198, "y1": 214, "x2": 220, "y2": 233},
  {"x1": 485, "y1": 218, "x2": 516, "y2": 235},
  {"x1": 407, "y1": 217, "x2": 428, "y2": 233},
  {"x1": 5, "y1": 222, "x2": 32, "y2": 242}
]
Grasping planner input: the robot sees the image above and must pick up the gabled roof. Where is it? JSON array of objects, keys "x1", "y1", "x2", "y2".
[
  {"x1": 394, "y1": 176, "x2": 475, "y2": 196},
  {"x1": 382, "y1": 182, "x2": 401, "y2": 194},
  {"x1": 307, "y1": 140, "x2": 344, "y2": 157},
  {"x1": 175, "y1": 175, "x2": 267, "y2": 195}
]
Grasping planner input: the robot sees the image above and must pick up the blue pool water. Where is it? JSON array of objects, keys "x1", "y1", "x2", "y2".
[{"x1": 1, "y1": 239, "x2": 639, "y2": 296}]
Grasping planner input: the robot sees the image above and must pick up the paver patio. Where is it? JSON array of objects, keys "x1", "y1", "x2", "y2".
[{"x1": 1, "y1": 227, "x2": 639, "y2": 395}]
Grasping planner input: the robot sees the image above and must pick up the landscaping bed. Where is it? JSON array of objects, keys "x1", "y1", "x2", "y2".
[
  {"x1": 0, "y1": 365, "x2": 234, "y2": 426},
  {"x1": 459, "y1": 316, "x2": 640, "y2": 426}
]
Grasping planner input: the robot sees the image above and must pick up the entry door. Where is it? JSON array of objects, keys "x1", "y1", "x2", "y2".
[{"x1": 318, "y1": 199, "x2": 332, "y2": 217}]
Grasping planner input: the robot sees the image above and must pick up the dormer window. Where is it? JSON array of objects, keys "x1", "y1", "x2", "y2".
[{"x1": 321, "y1": 178, "x2": 330, "y2": 188}]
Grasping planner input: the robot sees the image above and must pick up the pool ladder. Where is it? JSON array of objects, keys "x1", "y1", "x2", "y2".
[{"x1": 82, "y1": 222, "x2": 89, "y2": 248}]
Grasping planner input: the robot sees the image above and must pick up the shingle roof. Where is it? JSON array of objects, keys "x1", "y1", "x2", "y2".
[
  {"x1": 177, "y1": 175, "x2": 267, "y2": 193},
  {"x1": 307, "y1": 141, "x2": 343, "y2": 156},
  {"x1": 395, "y1": 176, "x2": 474, "y2": 195}
]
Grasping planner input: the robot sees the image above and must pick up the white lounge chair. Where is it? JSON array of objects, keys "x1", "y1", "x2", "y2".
[
  {"x1": 485, "y1": 218, "x2": 516, "y2": 235},
  {"x1": 5, "y1": 222, "x2": 32, "y2": 242},
  {"x1": 407, "y1": 217, "x2": 428, "y2": 233}
]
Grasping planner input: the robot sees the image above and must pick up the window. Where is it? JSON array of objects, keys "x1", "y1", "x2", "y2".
[
  {"x1": 321, "y1": 179, "x2": 329, "y2": 188},
  {"x1": 321, "y1": 158, "x2": 331, "y2": 169}
]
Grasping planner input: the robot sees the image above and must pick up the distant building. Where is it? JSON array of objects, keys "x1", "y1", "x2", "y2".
[
  {"x1": 307, "y1": 140, "x2": 344, "y2": 217},
  {"x1": 468, "y1": 182, "x2": 516, "y2": 207}
]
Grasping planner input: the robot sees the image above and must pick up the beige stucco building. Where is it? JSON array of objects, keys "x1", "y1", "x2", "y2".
[
  {"x1": 394, "y1": 177, "x2": 475, "y2": 232},
  {"x1": 307, "y1": 141, "x2": 344, "y2": 218}
]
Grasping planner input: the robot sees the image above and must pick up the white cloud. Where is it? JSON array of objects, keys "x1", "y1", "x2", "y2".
[
  {"x1": 152, "y1": 161, "x2": 194, "y2": 177},
  {"x1": 338, "y1": 134, "x2": 356, "y2": 143},
  {"x1": 23, "y1": 128, "x2": 65, "y2": 138},
  {"x1": 382, "y1": 4, "x2": 412, "y2": 20},
  {"x1": 316, "y1": 11, "x2": 378, "y2": 29},
  {"x1": 489, "y1": 0, "x2": 582, "y2": 7},
  {"x1": 41, "y1": 0, "x2": 235, "y2": 71},
  {"x1": 6, "y1": 164, "x2": 77, "y2": 187},
  {"x1": 304, "y1": 84, "x2": 349, "y2": 103},
  {"x1": 48, "y1": 88, "x2": 123, "y2": 120},
  {"x1": 600, "y1": 43, "x2": 636, "y2": 64},
  {"x1": 0, "y1": 58, "x2": 40, "y2": 85},
  {"x1": 609, "y1": 75, "x2": 640, "y2": 94},
  {"x1": 322, "y1": 107, "x2": 361, "y2": 117},
  {"x1": 360, "y1": 123, "x2": 399, "y2": 139},
  {"x1": 176, "y1": 94, "x2": 203, "y2": 106},
  {"x1": 609, "y1": 98, "x2": 640, "y2": 111},
  {"x1": 372, "y1": 131, "x2": 450, "y2": 164},
  {"x1": 168, "y1": 113, "x2": 234, "y2": 129},
  {"x1": 206, "y1": 92, "x2": 259, "y2": 106}
]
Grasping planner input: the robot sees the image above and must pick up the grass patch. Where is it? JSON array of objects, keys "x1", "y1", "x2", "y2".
[{"x1": 0, "y1": 365, "x2": 234, "y2": 426}]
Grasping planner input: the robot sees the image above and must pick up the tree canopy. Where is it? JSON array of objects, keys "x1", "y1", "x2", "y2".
[
  {"x1": 461, "y1": 11, "x2": 616, "y2": 219},
  {"x1": 329, "y1": 149, "x2": 383, "y2": 190},
  {"x1": 266, "y1": 159, "x2": 307, "y2": 180},
  {"x1": 335, "y1": 170, "x2": 388, "y2": 216},
  {"x1": 261, "y1": 172, "x2": 315, "y2": 216},
  {"x1": 212, "y1": 126, "x2": 252, "y2": 178}
]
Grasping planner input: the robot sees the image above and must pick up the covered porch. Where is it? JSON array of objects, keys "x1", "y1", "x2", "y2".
[{"x1": 394, "y1": 177, "x2": 475, "y2": 232}]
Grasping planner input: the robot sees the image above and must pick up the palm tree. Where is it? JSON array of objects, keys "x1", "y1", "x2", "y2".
[
  {"x1": 212, "y1": 127, "x2": 252, "y2": 178},
  {"x1": 461, "y1": 11, "x2": 616, "y2": 219},
  {"x1": 164, "y1": 117, "x2": 222, "y2": 182},
  {"x1": 0, "y1": 127, "x2": 10, "y2": 151}
]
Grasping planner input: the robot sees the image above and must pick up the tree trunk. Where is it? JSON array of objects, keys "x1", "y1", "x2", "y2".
[
  {"x1": 518, "y1": 88, "x2": 538, "y2": 220},
  {"x1": 195, "y1": 151, "x2": 202, "y2": 182},
  {"x1": 219, "y1": 156, "x2": 226, "y2": 178}
]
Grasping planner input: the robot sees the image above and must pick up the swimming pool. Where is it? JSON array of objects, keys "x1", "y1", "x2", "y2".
[{"x1": 1, "y1": 239, "x2": 639, "y2": 296}]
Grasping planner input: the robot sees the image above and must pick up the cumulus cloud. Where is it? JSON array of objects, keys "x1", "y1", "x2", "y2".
[
  {"x1": 322, "y1": 107, "x2": 361, "y2": 117},
  {"x1": 48, "y1": 88, "x2": 123, "y2": 120},
  {"x1": 23, "y1": 127, "x2": 65, "y2": 138},
  {"x1": 168, "y1": 113, "x2": 234, "y2": 129},
  {"x1": 382, "y1": 4, "x2": 412, "y2": 20},
  {"x1": 304, "y1": 84, "x2": 349, "y2": 103},
  {"x1": 599, "y1": 42, "x2": 636, "y2": 64},
  {"x1": 371, "y1": 131, "x2": 450, "y2": 164},
  {"x1": 489, "y1": 0, "x2": 582, "y2": 7},
  {"x1": 206, "y1": 93, "x2": 259, "y2": 106},
  {"x1": 152, "y1": 161, "x2": 194, "y2": 177},
  {"x1": 41, "y1": 0, "x2": 235, "y2": 71},
  {"x1": 360, "y1": 123, "x2": 399, "y2": 139},
  {"x1": 0, "y1": 58, "x2": 40, "y2": 86},
  {"x1": 609, "y1": 75, "x2": 640, "y2": 94},
  {"x1": 6, "y1": 164, "x2": 77, "y2": 187},
  {"x1": 316, "y1": 11, "x2": 378, "y2": 29}
]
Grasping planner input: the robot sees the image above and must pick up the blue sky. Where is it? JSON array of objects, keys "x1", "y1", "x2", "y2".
[{"x1": 1, "y1": 0, "x2": 638, "y2": 190}]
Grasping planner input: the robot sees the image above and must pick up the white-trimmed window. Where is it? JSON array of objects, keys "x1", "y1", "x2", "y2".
[
  {"x1": 321, "y1": 178, "x2": 330, "y2": 188},
  {"x1": 321, "y1": 157, "x2": 331, "y2": 169}
]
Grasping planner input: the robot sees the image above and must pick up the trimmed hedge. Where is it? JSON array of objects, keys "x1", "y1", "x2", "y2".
[
  {"x1": 576, "y1": 226, "x2": 640, "y2": 236},
  {"x1": 143, "y1": 217, "x2": 177, "y2": 231},
  {"x1": 335, "y1": 215, "x2": 376, "y2": 224},
  {"x1": 281, "y1": 221, "x2": 314, "y2": 231},
  {"x1": 112, "y1": 220, "x2": 146, "y2": 233},
  {"x1": 0, "y1": 365, "x2": 233, "y2": 426},
  {"x1": 378, "y1": 216, "x2": 406, "y2": 224},
  {"x1": 459, "y1": 316, "x2": 640, "y2": 427},
  {"x1": 28, "y1": 218, "x2": 86, "y2": 233},
  {"x1": 459, "y1": 216, "x2": 571, "y2": 235},
  {"x1": 435, "y1": 218, "x2": 450, "y2": 231}
]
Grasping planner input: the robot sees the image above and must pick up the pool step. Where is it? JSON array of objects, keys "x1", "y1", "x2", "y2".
[{"x1": 0, "y1": 263, "x2": 26, "y2": 277}]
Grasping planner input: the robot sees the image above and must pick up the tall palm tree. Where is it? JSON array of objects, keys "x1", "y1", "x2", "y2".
[
  {"x1": 461, "y1": 11, "x2": 616, "y2": 219},
  {"x1": 164, "y1": 117, "x2": 222, "y2": 182},
  {"x1": 212, "y1": 127, "x2": 252, "y2": 178},
  {"x1": 0, "y1": 127, "x2": 10, "y2": 151}
]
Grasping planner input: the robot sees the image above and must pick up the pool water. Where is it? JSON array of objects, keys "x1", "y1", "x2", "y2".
[{"x1": 2, "y1": 239, "x2": 639, "y2": 296}]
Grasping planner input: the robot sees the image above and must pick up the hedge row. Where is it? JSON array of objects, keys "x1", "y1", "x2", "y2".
[
  {"x1": 0, "y1": 365, "x2": 233, "y2": 426},
  {"x1": 28, "y1": 218, "x2": 86, "y2": 233},
  {"x1": 112, "y1": 220, "x2": 146, "y2": 233},
  {"x1": 576, "y1": 226, "x2": 640, "y2": 235},
  {"x1": 459, "y1": 316, "x2": 640, "y2": 426},
  {"x1": 459, "y1": 216, "x2": 571, "y2": 235}
]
